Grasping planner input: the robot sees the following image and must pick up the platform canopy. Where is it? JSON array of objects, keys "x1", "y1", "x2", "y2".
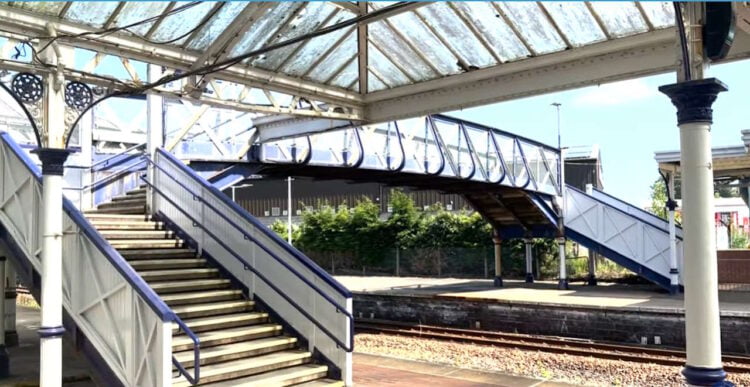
[
  {"x1": 1, "y1": 2, "x2": 750, "y2": 129},
  {"x1": 656, "y1": 130, "x2": 750, "y2": 182}
]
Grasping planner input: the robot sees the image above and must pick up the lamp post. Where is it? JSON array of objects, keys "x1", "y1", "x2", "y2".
[
  {"x1": 287, "y1": 176, "x2": 293, "y2": 244},
  {"x1": 552, "y1": 102, "x2": 568, "y2": 290},
  {"x1": 230, "y1": 183, "x2": 253, "y2": 202}
]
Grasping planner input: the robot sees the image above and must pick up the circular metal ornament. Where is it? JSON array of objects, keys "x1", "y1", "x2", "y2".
[
  {"x1": 11, "y1": 73, "x2": 43, "y2": 104},
  {"x1": 64, "y1": 81, "x2": 93, "y2": 111}
]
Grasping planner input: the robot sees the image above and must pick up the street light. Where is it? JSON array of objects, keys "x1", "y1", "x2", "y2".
[{"x1": 287, "y1": 176, "x2": 293, "y2": 244}]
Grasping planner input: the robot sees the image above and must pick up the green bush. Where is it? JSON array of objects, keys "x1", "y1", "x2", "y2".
[{"x1": 267, "y1": 189, "x2": 625, "y2": 279}]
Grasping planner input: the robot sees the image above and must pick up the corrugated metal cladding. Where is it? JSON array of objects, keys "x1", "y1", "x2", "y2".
[{"x1": 226, "y1": 177, "x2": 467, "y2": 218}]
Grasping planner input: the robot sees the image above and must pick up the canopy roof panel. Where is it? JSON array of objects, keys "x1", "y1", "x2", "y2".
[{"x1": 1, "y1": 1, "x2": 750, "y2": 124}]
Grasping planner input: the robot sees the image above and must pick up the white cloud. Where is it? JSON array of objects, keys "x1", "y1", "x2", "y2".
[{"x1": 573, "y1": 79, "x2": 659, "y2": 107}]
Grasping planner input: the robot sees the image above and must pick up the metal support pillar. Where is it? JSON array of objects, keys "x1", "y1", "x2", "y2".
[
  {"x1": 666, "y1": 171, "x2": 680, "y2": 294},
  {"x1": 78, "y1": 109, "x2": 93, "y2": 210},
  {"x1": 557, "y1": 237, "x2": 568, "y2": 290},
  {"x1": 4, "y1": 261, "x2": 16, "y2": 347},
  {"x1": 660, "y1": 78, "x2": 727, "y2": 386},
  {"x1": 524, "y1": 238, "x2": 534, "y2": 283},
  {"x1": 587, "y1": 251, "x2": 597, "y2": 286},
  {"x1": 584, "y1": 184, "x2": 597, "y2": 286},
  {"x1": 492, "y1": 231, "x2": 502, "y2": 287},
  {"x1": 35, "y1": 32, "x2": 70, "y2": 387},
  {"x1": 34, "y1": 148, "x2": 70, "y2": 387},
  {"x1": 0, "y1": 255, "x2": 8, "y2": 377},
  {"x1": 287, "y1": 176, "x2": 292, "y2": 244},
  {"x1": 146, "y1": 64, "x2": 165, "y2": 214}
]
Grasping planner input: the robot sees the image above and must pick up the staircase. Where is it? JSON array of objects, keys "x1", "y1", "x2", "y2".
[
  {"x1": 85, "y1": 187, "x2": 343, "y2": 386},
  {"x1": 563, "y1": 185, "x2": 683, "y2": 290}
]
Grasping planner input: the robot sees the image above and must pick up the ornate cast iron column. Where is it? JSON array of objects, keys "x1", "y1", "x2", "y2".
[{"x1": 660, "y1": 78, "x2": 727, "y2": 386}]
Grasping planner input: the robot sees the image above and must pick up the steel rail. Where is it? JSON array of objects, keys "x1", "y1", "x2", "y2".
[{"x1": 356, "y1": 319, "x2": 750, "y2": 374}]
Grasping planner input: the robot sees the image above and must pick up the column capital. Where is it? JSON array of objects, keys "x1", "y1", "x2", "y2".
[
  {"x1": 659, "y1": 78, "x2": 727, "y2": 125},
  {"x1": 556, "y1": 237, "x2": 566, "y2": 244},
  {"x1": 31, "y1": 148, "x2": 71, "y2": 176}
]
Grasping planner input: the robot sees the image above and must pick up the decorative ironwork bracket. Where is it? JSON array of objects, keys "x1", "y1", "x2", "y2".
[{"x1": 0, "y1": 71, "x2": 110, "y2": 148}]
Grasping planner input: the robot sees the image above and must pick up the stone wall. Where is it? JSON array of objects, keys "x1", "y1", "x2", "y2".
[{"x1": 354, "y1": 293, "x2": 750, "y2": 354}]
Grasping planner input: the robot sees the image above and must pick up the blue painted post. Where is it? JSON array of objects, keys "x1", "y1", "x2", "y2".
[
  {"x1": 493, "y1": 231, "x2": 502, "y2": 287},
  {"x1": 0, "y1": 255, "x2": 8, "y2": 377}
]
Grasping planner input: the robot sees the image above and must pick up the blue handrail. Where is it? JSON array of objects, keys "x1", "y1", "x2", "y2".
[
  {"x1": 156, "y1": 148, "x2": 353, "y2": 299},
  {"x1": 91, "y1": 142, "x2": 146, "y2": 171},
  {"x1": 0, "y1": 133, "x2": 201, "y2": 385},
  {"x1": 142, "y1": 171, "x2": 354, "y2": 351}
]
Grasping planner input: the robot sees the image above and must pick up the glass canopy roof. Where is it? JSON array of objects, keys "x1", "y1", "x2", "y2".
[{"x1": 0, "y1": 1, "x2": 675, "y2": 94}]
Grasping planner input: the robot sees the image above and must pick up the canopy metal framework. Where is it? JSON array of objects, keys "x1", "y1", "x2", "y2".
[{"x1": 2, "y1": 1, "x2": 749, "y2": 131}]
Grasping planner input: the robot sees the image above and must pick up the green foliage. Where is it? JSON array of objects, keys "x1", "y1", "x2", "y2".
[
  {"x1": 731, "y1": 231, "x2": 750, "y2": 249},
  {"x1": 649, "y1": 178, "x2": 681, "y2": 223},
  {"x1": 383, "y1": 190, "x2": 420, "y2": 248},
  {"x1": 715, "y1": 184, "x2": 739, "y2": 199},
  {"x1": 269, "y1": 189, "x2": 606, "y2": 279},
  {"x1": 649, "y1": 178, "x2": 669, "y2": 219},
  {"x1": 269, "y1": 220, "x2": 300, "y2": 243}
]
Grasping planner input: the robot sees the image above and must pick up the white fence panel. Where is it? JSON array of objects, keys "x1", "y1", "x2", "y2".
[
  {"x1": 565, "y1": 186, "x2": 683, "y2": 286},
  {"x1": 0, "y1": 134, "x2": 173, "y2": 386}
]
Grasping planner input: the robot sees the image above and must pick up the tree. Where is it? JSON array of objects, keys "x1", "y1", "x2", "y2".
[
  {"x1": 649, "y1": 177, "x2": 681, "y2": 222},
  {"x1": 383, "y1": 189, "x2": 421, "y2": 248},
  {"x1": 649, "y1": 178, "x2": 669, "y2": 219}
]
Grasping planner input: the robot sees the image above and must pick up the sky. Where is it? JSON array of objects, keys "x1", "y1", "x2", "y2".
[{"x1": 447, "y1": 60, "x2": 750, "y2": 207}]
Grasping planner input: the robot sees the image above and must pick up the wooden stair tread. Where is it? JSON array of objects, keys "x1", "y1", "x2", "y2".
[
  {"x1": 173, "y1": 312, "x2": 268, "y2": 333},
  {"x1": 172, "y1": 350, "x2": 312, "y2": 386},
  {"x1": 161, "y1": 289, "x2": 243, "y2": 306},
  {"x1": 172, "y1": 324, "x2": 283, "y2": 347},
  {"x1": 171, "y1": 300, "x2": 254, "y2": 316},
  {"x1": 172, "y1": 336, "x2": 298, "y2": 365},
  {"x1": 227, "y1": 364, "x2": 329, "y2": 387}
]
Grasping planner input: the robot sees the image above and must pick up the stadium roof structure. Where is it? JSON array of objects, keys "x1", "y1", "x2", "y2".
[{"x1": 1, "y1": 2, "x2": 750, "y2": 130}]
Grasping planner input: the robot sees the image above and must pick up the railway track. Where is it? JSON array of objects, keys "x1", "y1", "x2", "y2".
[{"x1": 356, "y1": 319, "x2": 750, "y2": 374}]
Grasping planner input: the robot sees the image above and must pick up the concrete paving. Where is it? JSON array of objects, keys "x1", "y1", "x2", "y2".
[
  {"x1": 2, "y1": 306, "x2": 95, "y2": 387},
  {"x1": 353, "y1": 353, "x2": 573, "y2": 387},
  {"x1": 4, "y1": 305, "x2": 564, "y2": 387},
  {"x1": 336, "y1": 276, "x2": 750, "y2": 316}
]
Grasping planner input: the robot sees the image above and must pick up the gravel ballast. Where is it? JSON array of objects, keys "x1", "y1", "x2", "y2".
[{"x1": 355, "y1": 333, "x2": 750, "y2": 386}]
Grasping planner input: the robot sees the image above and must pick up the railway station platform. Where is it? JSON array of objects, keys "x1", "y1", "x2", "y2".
[
  {"x1": 4, "y1": 305, "x2": 569, "y2": 387},
  {"x1": 340, "y1": 276, "x2": 750, "y2": 355},
  {"x1": 336, "y1": 276, "x2": 750, "y2": 315}
]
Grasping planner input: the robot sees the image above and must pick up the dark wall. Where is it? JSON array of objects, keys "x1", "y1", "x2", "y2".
[
  {"x1": 228, "y1": 158, "x2": 601, "y2": 218},
  {"x1": 228, "y1": 177, "x2": 468, "y2": 217},
  {"x1": 565, "y1": 158, "x2": 602, "y2": 190},
  {"x1": 354, "y1": 293, "x2": 750, "y2": 354}
]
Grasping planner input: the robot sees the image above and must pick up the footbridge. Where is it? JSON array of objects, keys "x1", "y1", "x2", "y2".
[{"x1": 188, "y1": 115, "x2": 684, "y2": 291}]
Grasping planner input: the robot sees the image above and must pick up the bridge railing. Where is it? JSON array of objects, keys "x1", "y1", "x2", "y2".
[
  {"x1": 0, "y1": 133, "x2": 191, "y2": 386},
  {"x1": 253, "y1": 114, "x2": 561, "y2": 197},
  {"x1": 151, "y1": 148, "x2": 354, "y2": 385}
]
